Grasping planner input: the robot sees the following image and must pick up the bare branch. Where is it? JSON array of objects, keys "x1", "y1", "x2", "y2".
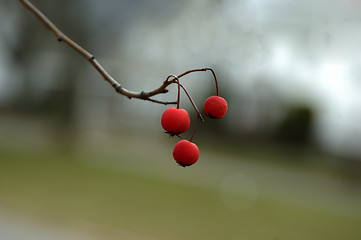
[{"x1": 18, "y1": 0, "x2": 175, "y2": 104}]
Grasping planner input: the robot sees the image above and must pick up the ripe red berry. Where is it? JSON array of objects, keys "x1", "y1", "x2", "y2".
[
  {"x1": 173, "y1": 140, "x2": 199, "y2": 167},
  {"x1": 204, "y1": 96, "x2": 228, "y2": 119},
  {"x1": 161, "y1": 107, "x2": 190, "y2": 136}
]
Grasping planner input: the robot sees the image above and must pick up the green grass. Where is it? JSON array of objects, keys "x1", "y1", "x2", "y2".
[{"x1": 0, "y1": 140, "x2": 360, "y2": 240}]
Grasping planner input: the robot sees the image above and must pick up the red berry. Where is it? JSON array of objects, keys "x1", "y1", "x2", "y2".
[
  {"x1": 204, "y1": 96, "x2": 228, "y2": 119},
  {"x1": 173, "y1": 140, "x2": 199, "y2": 167},
  {"x1": 161, "y1": 107, "x2": 190, "y2": 136}
]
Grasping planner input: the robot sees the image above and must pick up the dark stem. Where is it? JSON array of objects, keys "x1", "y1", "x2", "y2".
[
  {"x1": 166, "y1": 74, "x2": 204, "y2": 121},
  {"x1": 166, "y1": 75, "x2": 181, "y2": 109},
  {"x1": 176, "y1": 77, "x2": 181, "y2": 109},
  {"x1": 189, "y1": 115, "x2": 200, "y2": 142},
  {"x1": 179, "y1": 84, "x2": 204, "y2": 122},
  {"x1": 177, "y1": 68, "x2": 219, "y2": 96}
]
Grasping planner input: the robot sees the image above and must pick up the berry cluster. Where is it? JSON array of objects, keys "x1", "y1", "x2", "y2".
[{"x1": 160, "y1": 69, "x2": 227, "y2": 167}]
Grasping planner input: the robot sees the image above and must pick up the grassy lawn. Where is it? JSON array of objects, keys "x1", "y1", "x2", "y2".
[{"x1": 0, "y1": 135, "x2": 360, "y2": 240}]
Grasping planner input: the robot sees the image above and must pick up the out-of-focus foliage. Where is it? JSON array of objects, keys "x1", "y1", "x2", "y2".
[{"x1": 275, "y1": 105, "x2": 314, "y2": 144}]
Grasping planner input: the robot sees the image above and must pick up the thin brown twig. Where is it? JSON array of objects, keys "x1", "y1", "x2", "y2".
[
  {"x1": 19, "y1": 0, "x2": 219, "y2": 106},
  {"x1": 18, "y1": 0, "x2": 176, "y2": 105}
]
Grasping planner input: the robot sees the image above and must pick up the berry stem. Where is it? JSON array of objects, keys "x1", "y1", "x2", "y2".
[
  {"x1": 189, "y1": 115, "x2": 200, "y2": 142},
  {"x1": 176, "y1": 68, "x2": 219, "y2": 96},
  {"x1": 179, "y1": 83, "x2": 204, "y2": 122},
  {"x1": 166, "y1": 74, "x2": 181, "y2": 109},
  {"x1": 166, "y1": 74, "x2": 204, "y2": 121}
]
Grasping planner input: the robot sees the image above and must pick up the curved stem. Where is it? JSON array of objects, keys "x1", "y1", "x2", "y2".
[
  {"x1": 177, "y1": 68, "x2": 219, "y2": 96},
  {"x1": 166, "y1": 74, "x2": 204, "y2": 121},
  {"x1": 179, "y1": 84, "x2": 204, "y2": 122},
  {"x1": 166, "y1": 75, "x2": 181, "y2": 109},
  {"x1": 180, "y1": 83, "x2": 202, "y2": 142}
]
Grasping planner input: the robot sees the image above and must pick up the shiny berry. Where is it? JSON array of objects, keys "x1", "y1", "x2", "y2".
[
  {"x1": 173, "y1": 140, "x2": 199, "y2": 167},
  {"x1": 161, "y1": 107, "x2": 190, "y2": 136},
  {"x1": 204, "y1": 96, "x2": 228, "y2": 119}
]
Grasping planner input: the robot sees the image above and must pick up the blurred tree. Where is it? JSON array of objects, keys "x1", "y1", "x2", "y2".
[{"x1": 275, "y1": 105, "x2": 314, "y2": 145}]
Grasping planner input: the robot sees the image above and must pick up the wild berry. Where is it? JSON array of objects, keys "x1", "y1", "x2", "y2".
[
  {"x1": 204, "y1": 96, "x2": 228, "y2": 119},
  {"x1": 173, "y1": 140, "x2": 199, "y2": 167},
  {"x1": 161, "y1": 107, "x2": 190, "y2": 136}
]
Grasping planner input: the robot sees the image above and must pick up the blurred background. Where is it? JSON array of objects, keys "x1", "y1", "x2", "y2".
[{"x1": 0, "y1": 0, "x2": 360, "y2": 239}]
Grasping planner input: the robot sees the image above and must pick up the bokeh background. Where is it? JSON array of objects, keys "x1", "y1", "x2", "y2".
[{"x1": 0, "y1": 0, "x2": 360, "y2": 239}]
